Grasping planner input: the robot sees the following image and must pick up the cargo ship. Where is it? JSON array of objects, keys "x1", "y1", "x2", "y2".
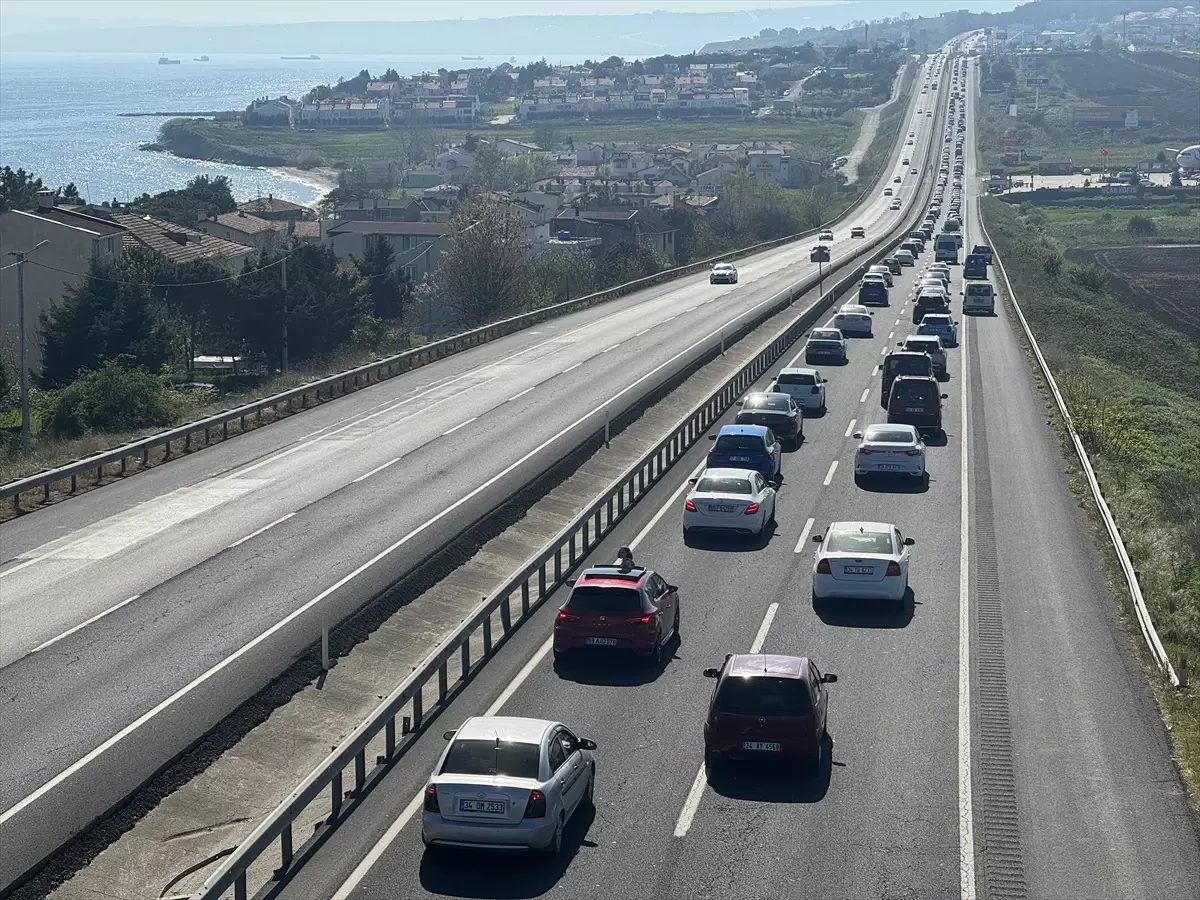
[
  {"x1": 158, "y1": 56, "x2": 181, "y2": 65},
  {"x1": 281, "y1": 54, "x2": 321, "y2": 60}
]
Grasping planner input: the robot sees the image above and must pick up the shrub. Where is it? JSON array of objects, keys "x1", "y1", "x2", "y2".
[
  {"x1": 1128, "y1": 214, "x2": 1156, "y2": 235},
  {"x1": 1068, "y1": 262, "x2": 1108, "y2": 293},
  {"x1": 1163, "y1": 202, "x2": 1193, "y2": 217},
  {"x1": 45, "y1": 361, "x2": 183, "y2": 438}
]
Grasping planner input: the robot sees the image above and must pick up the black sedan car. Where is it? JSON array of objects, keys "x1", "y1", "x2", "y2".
[{"x1": 735, "y1": 392, "x2": 803, "y2": 447}]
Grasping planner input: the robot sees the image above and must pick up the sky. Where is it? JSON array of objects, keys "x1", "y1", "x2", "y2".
[{"x1": 0, "y1": 0, "x2": 854, "y2": 33}]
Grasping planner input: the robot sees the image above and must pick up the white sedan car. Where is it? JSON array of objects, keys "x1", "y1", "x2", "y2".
[
  {"x1": 768, "y1": 367, "x2": 826, "y2": 413},
  {"x1": 810, "y1": 521, "x2": 915, "y2": 603},
  {"x1": 852, "y1": 424, "x2": 926, "y2": 480},
  {"x1": 818, "y1": 230, "x2": 835, "y2": 242},
  {"x1": 710, "y1": 262, "x2": 739, "y2": 284},
  {"x1": 683, "y1": 467, "x2": 776, "y2": 540},
  {"x1": 834, "y1": 303, "x2": 874, "y2": 336},
  {"x1": 894, "y1": 249, "x2": 915, "y2": 266},
  {"x1": 422, "y1": 716, "x2": 597, "y2": 855}
]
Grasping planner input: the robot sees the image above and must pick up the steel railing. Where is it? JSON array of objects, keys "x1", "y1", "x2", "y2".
[{"x1": 191, "y1": 72, "x2": 948, "y2": 900}]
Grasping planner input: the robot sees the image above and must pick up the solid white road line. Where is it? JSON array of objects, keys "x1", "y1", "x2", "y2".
[
  {"x1": 227, "y1": 513, "x2": 296, "y2": 547},
  {"x1": 30, "y1": 595, "x2": 141, "y2": 654},
  {"x1": 794, "y1": 517, "x2": 815, "y2": 554},
  {"x1": 844, "y1": 418, "x2": 856, "y2": 438},
  {"x1": 352, "y1": 458, "x2": 403, "y2": 484},
  {"x1": 441, "y1": 417, "x2": 478, "y2": 436},
  {"x1": 562, "y1": 362, "x2": 583, "y2": 374},
  {"x1": 673, "y1": 600, "x2": 779, "y2": 839},
  {"x1": 506, "y1": 386, "x2": 536, "y2": 402},
  {"x1": 860, "y1": 388, "x2": 870, "y2": 403},
  {"x1": 823, "y1": 460, "x2": 838, "y2": 486},
  {"x1": 333, "y1": 457, "x2": 707, "y2": 897}
]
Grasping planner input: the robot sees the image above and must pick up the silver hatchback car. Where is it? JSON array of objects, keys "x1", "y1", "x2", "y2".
[{"x1": 422, "y1": 716, "x2": 597, "y2": 855}]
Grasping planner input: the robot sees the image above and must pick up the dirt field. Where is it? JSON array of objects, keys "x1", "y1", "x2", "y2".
[{"x1": 1066, "y1": 244, "x2": 1200, "y2": 340}]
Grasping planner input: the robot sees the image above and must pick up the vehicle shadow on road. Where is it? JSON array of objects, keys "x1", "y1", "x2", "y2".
[
  {"x1": 813, "y1": 589, "x2": 917, "y2": 629},
  {"x1": 553, "y1": 633, "x2": 682, "y2": 686},
  {"x1": 683, "y1": 522, "x2": 778, "y2": 553},
  {"x1": 418, "y1": 804, "x2": 597, "y2": 898},
  {"x1": 706, "y1": 735, "x2": 834, "y2": 804},
  {"x1": 853, "y1": 473, "x2": 930, "y2": 494},
  {"x1": 922, "y1": 430, "x2": 949, "y2": 448}
]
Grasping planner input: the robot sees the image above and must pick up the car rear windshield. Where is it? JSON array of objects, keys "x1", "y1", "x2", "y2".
[
  {"x1": 811, "y1": 330, "x2": 840, "y2": 340},
  {"x1": 776, "y1": 372, "x2": 816, "y2": 386},
  {"x1": 696, "y1": 476, "x2": 753, "y2": 494},
  {"x1": 864, "y1": 427, "x2": 914, "y2": 443},
  {"x1": 715, "y1": 676, "x2": 811, "y2": 716},
  {"x1": 567, "y1": 585, "x2": 644, "y2": 613},
  {"x1": 906, "y1": 339, "x2": 940, "y2": 351},
  {"x1": 714, "y1": 435, "x2": 766, "y2": 454},
  {"x1": 888, "y1": 357, "x2": 931, "y2": 376},
  {"x1": 893, "y1": 381, "x2": 934, "y2": 403},
  {"x1": 826, "y1": 530, "x2": 894, "y2": 554},
  {"x1": 441, "y1": 739, "x2": 541, "y2": 779},
  {"x1": 743, "y1": 395, "x2": 790, "y2": 412}
]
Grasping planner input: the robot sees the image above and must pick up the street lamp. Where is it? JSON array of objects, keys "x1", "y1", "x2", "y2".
[{"x1": 6, "y1": 240, "x2": 49, "y2": 447}]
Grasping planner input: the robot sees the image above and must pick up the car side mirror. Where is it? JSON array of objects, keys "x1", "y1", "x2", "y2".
[
  {"x1": 941, "y1": 393, "x2": 948, "y2": 399},
  {"x1": 443, "y1": 730, "x2": 457, "y2": 741},
  {"x1": 903, "y1": 537, "x2": 916, "y2": 546},
  {"x1": 821, "y1": 673, "x2": 838, "y2": 684},
  {"x1": 578, "y1": 738, "x2": 598, "y2": 751},
  {"x1": 687, "y1": 477, "x2": 698, "y2": 485},
  {"x1": 666, "y1": 584, "x2": 678, "y2": 593},
  {"x1": 853, "y1": 431, "x2": 863, "y2": 438},
  {"x1": 566, "y1": 578, "x2": 576, "y2": 587},
  {"x1": 812, "y1": 533, "x2": 823, "y2": 543},
  {"x1": 708, "y1": 434, "x2": 717, "y2": 441},
  {"x1": 735, "y1": 400, "x2": 744, "y2": 407},
  {"x1": 703, "y1": 667, "x2": 721, "y2": 678}
]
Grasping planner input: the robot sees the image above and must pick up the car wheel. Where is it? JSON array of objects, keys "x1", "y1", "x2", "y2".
[
  {"x1": 645, "y1": 632, "x2": 663, "y2": 666},
  {"x1": 552, "y1": 648, "x2": 565, "y2": 664},
  {"x1": 541, "y1": 815, "x2": 564, "y2": 856},
  {"x1": 801, "y1": 737, "x2": 822, "y2": 777},
  {"x1": 582, "y1": 764, "x2": 596, "y2": 811},
  {"x1": 672, "y1": 604, "x2": 680, "y2": 639},
  {"x1": 682, "y1": 527, "x2": 690, "y2": 546},
  {"x1": 819, "y1": 401, "x2": 826, "y2": 415}
]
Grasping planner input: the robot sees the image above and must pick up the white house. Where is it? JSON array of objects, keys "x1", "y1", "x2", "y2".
[
  {"x1": 434, "y1": 147, "x2": 476, "y2": 172},
  {"x1": 496, "y1": 138, "x2": 542, "y2": 157},
  {"x1": 249, "y1": 97, "x2": 295, "y2": 126}
]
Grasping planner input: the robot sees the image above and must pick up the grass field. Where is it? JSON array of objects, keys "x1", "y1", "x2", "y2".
[
  {"x1": 981, "y1": 195, "x2": 1200, "y2": 798},
  {"x1": 1019, "y1": 203, "x2": 1200, "y2": 246}
]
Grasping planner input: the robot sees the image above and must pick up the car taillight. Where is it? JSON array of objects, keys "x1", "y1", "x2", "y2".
[
  {"x1": 886, "y1": 561, "x2": 903, "y2": 576},
  {"x1": 685, "y1": 499, "x2": 697, "y2": 512},
  {"x1": 744, "y1": 502, "x2": 759, "y2": 515},
  {"x1": 626, "y1": 614, "x2": 653, "y2": 624},
  {"x1": 524, "y1": 789, "x2": 547, "y2": 819},
  {"x1": 905, "y1": 449, "x2": 923, "y2": 456},
  {"x1": 556, "y1": 610, "x2": 577, "y2": 622},
  {"x1": 816, "y1": 559, "x2": 831, "y2": 574},
  {"x1": 424, "y1": 785, "x2": 440, "y2": 813}
]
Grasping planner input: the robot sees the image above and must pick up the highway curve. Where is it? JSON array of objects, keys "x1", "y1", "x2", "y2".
[
  {"x1": 0, "y1": 48, "x2": 949, "y2": 889},
  {"x1": 265, "y1": 51, "x2": 1200, "y2": 900}
]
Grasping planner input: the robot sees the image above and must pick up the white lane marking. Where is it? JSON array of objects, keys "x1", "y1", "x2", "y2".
[
  {"x1": 674, "y1": 600, "x2": 780, "y2": 839},
  {"x1": 794, "y1": 517, "x2": 815, "y2": 554},
  {"x1": 888, "y1": 331, "x2": 895, "y2": 340},
  {"x1": 227, "y1": 513, "x2": 295, "y2": 548},
  {"x1": 602, "y1": 344, "x2": 621, "y2": 354},
  {"x1": 441, "y1": 417, "x2": 478, "y2": 436},
  {"x1": 506, "y1": 387, "x2": 536, "y2": 403},
  {"x1": 685, "y1": 306, "x2": 697, "y2": 312},
  {"x1": 333, "y1": 458, "x2": 706, "y2": 896},
  {"x1": 30, "y1": 595, "x2": 141, "y2": 654},
  {"x1": 635, "y1": 329, "x2": 650, "y2": 337},
  {"x1": 895, "y1": 318, "x2": 902, "y2": 326},
  {"x1": 958, "y1": 212, "x2": 977, "y2": 900},
  {"x1": 352, "y1": 458, "x2": 403, "y2": 484},
  {"x1": 823, "y1": 460, "x2": 838, "y2": 486},
  {"x1": 872, "y1": 365, "x2": 881, "y2": 376},
  {"x1": 880, "y1": 345, "x2": 889, "y2": 355},
  {"x1": 562, "y1": 362, "x2": 582, "y2": 374},
  {"x1": 663, "y1": 316, "x2": 676, "y2": 323},
  {"x1": 844, "y1": 418, "x2": 856, "y2": 438},
  {"x1": 860, "y1": 388, "x2": 870, "y2": 403}
]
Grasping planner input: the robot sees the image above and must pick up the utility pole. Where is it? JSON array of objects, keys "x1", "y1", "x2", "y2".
[
  {"x1": 6, "y1": 240, "x2": 48, "y2": 448},
  {"x1": 280, "y1": 255, "x2": 289, "y2": 372}
]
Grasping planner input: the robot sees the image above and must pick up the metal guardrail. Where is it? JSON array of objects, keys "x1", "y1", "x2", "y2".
[
  {"x1": 978, "y1": 213, "x2": 1181, "y2": 688},
  {"x1": 192, "y1": 80, "x2": 946, "y2": 900},
  {"x1": 2, "y1": 137, "x2": 910, "y2": 517}
]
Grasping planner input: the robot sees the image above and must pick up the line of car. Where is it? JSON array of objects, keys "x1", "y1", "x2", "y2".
[{"x1": 418, "y1": 49, "x2": 967, "y2": 859}]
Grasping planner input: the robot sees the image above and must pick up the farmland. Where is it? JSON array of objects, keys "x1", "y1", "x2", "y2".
[{"x1": 1069, "y1": 245, "x2": 1200, "y2": 341}]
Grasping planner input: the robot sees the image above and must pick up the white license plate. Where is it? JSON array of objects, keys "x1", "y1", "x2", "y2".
[
  {"x1": 709, "y1": 504, "x2": 736, "y2": 513},
  {"x1": 905, "y1": 407, "x2": 923, "y2": 413},
  {"x1": 585, "y1": 637, "x2": 618, "y2": 646},
  {"x1": 742, "y1": 741, "x2": 781, "y2": 752},
  {"x1": 876, "y1": 464, "x2": 902, "y2": 470},
  {"x1": 844, "y1": 565, "x2": 874, "y2": 575},
  {"x1": 459, "y1": 799, "x2": 506, "y2": 814},
  {"x1": 730, "y1": 456, "x2": 750, "y2": 462}
]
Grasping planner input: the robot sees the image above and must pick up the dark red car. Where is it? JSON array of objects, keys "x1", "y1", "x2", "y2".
[
  {"x1": 702, "y1": 653, "x2": 836, "y2": 775},
  {"x1": 553, "y1": 548, "x2": 680, "y2": 665}
]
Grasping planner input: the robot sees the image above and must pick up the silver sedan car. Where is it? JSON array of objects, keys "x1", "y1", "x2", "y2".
[
  {"x1": 422, "y1": 716, "x2": 597, "y2": 855},
  {"x1": 852, "y1": 423, "x2": 926, "y2": 480}
]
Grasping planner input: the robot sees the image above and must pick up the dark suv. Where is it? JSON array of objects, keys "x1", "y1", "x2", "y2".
[
  {"x1": 554, "y1": 549, "x2": 680, "y2": 665},
  {"x1": 880, "y1": 351, "x2": 934, "y2": 408},
  {"x1": 886, "y1": 375, "x2": 947, "y2": 434}
]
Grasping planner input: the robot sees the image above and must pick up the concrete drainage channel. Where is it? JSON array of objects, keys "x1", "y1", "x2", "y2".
[{"x1": 4, "y1": 61, "x2": 952, "y2": 900}]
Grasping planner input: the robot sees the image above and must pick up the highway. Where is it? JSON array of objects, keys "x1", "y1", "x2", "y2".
[
  {"x1": 263, "y1": 52, "x2": 1200, "y2": 900},
  {"x1": 0, "y1": 51, "x2": 949, "y2": 885}
]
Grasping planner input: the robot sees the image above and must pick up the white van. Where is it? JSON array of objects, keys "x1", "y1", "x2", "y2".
[{"x1": 963, "y1": 281, "x2": 996, "y2": 315}]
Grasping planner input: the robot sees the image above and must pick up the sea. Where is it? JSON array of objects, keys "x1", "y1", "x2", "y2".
[{"x1": 0, "y1": 52, "x2": 590, "y2": 207}]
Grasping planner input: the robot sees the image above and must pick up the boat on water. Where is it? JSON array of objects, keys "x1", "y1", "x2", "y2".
[
  {"x1": 281, "y1": 54, "x2": 321, "y2": 60},
  {"x1": 461, "y1": 55, "x2": 484, "y2": 60},
  {"x1": 158, "y1": 56, "x2": 181, "y2": 65},
  {"x1": 194, "y1": 55, "x2": 210, "y2": 61}
]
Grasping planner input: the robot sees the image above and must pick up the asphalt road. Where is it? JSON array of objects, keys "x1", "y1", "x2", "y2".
[
  {"x1": 269, "y1": 52, "x2": 1200, "y2": 900},
  {"x1": 0, "y1": 51, "x2": 950, "y2": 878}
]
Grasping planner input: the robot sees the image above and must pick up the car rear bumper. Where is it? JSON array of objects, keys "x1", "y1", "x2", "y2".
[
  {"x1": 705, "y1": 737, "x2": 819, "y2": 763},
  {"x1": 855, "y1": 457, "x2": 924, "y2": 476},
  {"x1": 684, "y1": 509, "x2": 767, "y2": 534},
  {"x1": 812, "y1": 574, "x2": 906, "y2": 601},
  {"x1": 887, "y1": 411, "x2": 942, "y2": 430},
  {"x1": 422, "y1": 813, "x2": 555, "y2": 851},
  {"x1": 555, "y1": 628, "x2": 657, "y2": 654}
]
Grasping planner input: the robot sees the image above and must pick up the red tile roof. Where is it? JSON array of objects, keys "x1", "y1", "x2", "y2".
[{"x1": 114, "y1": 214, "x2": 254, "y2": 265}]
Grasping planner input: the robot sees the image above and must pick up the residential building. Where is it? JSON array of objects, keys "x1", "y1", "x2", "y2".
[
  {"x1": 0, "y1": 190, "x2": 127, "y2": 374},
  {"x1": 366, "y1": 81, "x2": 400, "y2": 100},
  {"x1": 198, "y1": 210, "x2": 283, "y2": 252},
  {"x1": 393, "y1": 95, "x2": 480, "y2": 124},
  {"x1": 297, "y1": 99, "x2": 390, "y2": 129},
  {"x1": 114, "y1": 213, "x2": 255, "y2": 273},
  {"x1": 434, "y1": 147, "x2": 475, "y2": 172},
  {"x1": 496, "y1": 138, "x2": 542, "y2": 156},
  {"x1": 322, "y1": 220, "x2": 449, "y2": 281},
  {"x1": 238, "y1": 195, "x2": 311, "y2": 222},
  {"x1": 331, "y1": 197, "x2": 429, "y2": 222},
  {"x1": 290, "y1": 220, "x2": 322, "y2": 245},
  {"x1": 552, "y1": 206, "x2": 676, "y2": 259},
  {"x1": 693, "y1": 168, "x2": 729, "y2": 195},
  {"x1": 248, "y1": 97, "x2": 295, "y2": 126},
  {"x1": 745, "y1": 150, "x2": 822, "y2": 187}
]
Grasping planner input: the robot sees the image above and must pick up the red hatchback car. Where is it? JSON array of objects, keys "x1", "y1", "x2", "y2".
[
  {"x1": 553, "y1": 549, "x2": 680, "y2": 665},
  {"x1": 703, "y1": 654, "x2": 836, "y2": 775}
]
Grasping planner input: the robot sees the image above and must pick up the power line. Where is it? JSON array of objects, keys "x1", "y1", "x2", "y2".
[{"x1": 25, "y1": 248, "x2": 298, "y2": 288}]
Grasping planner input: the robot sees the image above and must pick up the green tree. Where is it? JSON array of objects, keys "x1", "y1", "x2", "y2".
[
  {"x1": 163, "y1": 259, "x2": 237, "y2": 380},
  {"x1": 382, "y1": 67, "x2": 400, "y2": 82},
  {"x1": 1171, "y1": 169, "x2": 1183, "y2": 188},
  {"x1": 0, "y1": 167, "x2": 46, "y2": 211},
  {"x1": 527, "y1": 246, "x2": 597, "y2": 308},
  {"x1": 131, "y1": 174, "x2": 236, "y2": 226},
  {"x1": 464, "y1": 132, "x2": 480, "y2": 152},
  {"x1": 465, "y1": 141, "x2": 508, "y2": 190},
  {"x1": 39, "y1": 247, "x2": 174, "y2": 387},
  {"x1": 418, "y1": 193, "x2": 530, "y2": 326},
  {"x1": 352, "y1": 236, "x2": 411, "y2": 320},
  {"x1": 1090, "y1": 34, "x2": 1103, "y2": 52},
  {"x1": 533, "y1": 122, "x2": 563, "y2": 150}
]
